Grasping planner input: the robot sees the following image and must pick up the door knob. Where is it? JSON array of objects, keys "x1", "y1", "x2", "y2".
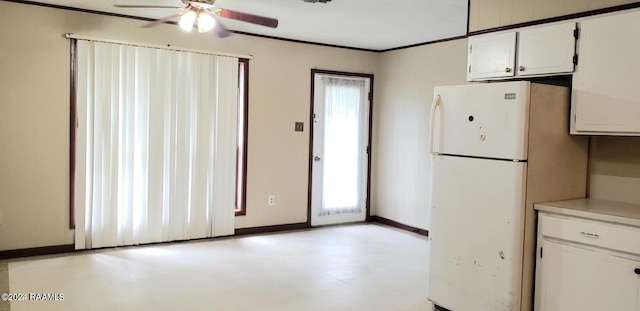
[{"x1": 314, "y1": 156, "x2": 321, "y2": 162}]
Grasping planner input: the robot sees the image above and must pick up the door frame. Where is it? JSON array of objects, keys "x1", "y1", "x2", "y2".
[{"x1": 307, "y1": 69, "x2": 374, "y2": 225}]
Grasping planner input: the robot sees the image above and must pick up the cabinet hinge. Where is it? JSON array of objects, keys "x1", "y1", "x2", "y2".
[
  {"x1": 573, "y1": 27, "x2": 580, "y2": 39},
  {"x1": 468, "y1": 65, "x2": 471, "y2": 73},
  {"x1": 540, "y1": 247, "x2": 543, "y2": 259},
  {"x1": 469, "y1": 44, "x2": 472, "y2": 53},
  {"x1": 573, "y1": 54, "x2": 579, "y2": 66}
]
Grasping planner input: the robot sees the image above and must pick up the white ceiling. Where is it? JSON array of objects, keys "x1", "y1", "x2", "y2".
[{"x1": 29, "y1": 0, "x2": 469, "y2": 51}]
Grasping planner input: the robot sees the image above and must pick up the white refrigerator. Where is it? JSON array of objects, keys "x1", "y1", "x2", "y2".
[{"x1": 427, "y1": 81, "x2": 588, "y2": 311}]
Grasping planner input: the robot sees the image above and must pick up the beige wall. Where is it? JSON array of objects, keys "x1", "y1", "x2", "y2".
[
  {"x1": 372, "y1": 39, "x2": 468, "y2": 230},
  {"x1": 6, "y1": 0, "x2": 640, "y2": 253},
  {"x1": 590, "y1": 137, "x2": 640, "y2": 178},
  {"x1": 589, "y1": 136, "x2": 640, "y2": 204},
  {"x1": 469, "y1": 0, "x2": 638, "y2": 31},
  {"x1": 588, "y1": 136, "x2": 640, "y2": 205},
  {"x1": 0, "y1": 1, "x2": 378, "y2": 251}
]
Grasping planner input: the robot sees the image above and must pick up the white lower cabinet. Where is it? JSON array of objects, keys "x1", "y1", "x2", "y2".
[
  {"x1": 536, "y1": 240, "x2": 639, "y2": 310},
  {"x1": 534, "y1": 208, "x2": 640, "y2": 311}
]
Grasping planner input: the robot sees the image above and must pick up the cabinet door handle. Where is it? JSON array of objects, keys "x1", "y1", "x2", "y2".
[
  {"x1": 519, "y1": 66, "x2": 526, "y2": 72},
  {"x1": 580, "y1": 231, "x2": 600, "y2": 239},
  {"x1": 635, "y1": 268, "x2": 640, "y2": 275},
  {"x1": 505, "y1": 67, "x2": 512, "y2": 73}
]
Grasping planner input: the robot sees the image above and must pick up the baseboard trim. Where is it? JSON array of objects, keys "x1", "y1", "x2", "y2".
[
  {"x1": 370, "y1": 216, "x2": 429, "y2": 236},
  {"x1": 0, "y1": 223, "x2": 311, "y2": 259},
  {"x1": 0, "y1": 244, "x2": 75, "y2": 260},
  {"x1": 0, "y1": 220, "x2": 421, "y2": 259},
  {"x1": 234, "y1": 222, "x2": 311, "y2": 236}
]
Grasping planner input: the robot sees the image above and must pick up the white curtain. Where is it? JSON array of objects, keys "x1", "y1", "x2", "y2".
[
  {"x1": 320, "y1": 76, "x2": 368, "y2": 215},
  {"x1": 74, "y1": 40, "x2": 238, "y2": 249}
]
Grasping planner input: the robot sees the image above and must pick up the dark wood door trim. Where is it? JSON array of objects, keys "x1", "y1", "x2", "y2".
[{"x1": 308, "y1": 69, "x2": 374, "y2": 225}]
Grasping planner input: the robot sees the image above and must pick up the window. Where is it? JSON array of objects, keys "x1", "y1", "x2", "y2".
[
  {"x1": 72, "y1": 39, "x2": 240, "y2": 249},
  {"x1": 235, "y1": 59, "x2": 249, "y2": 216},
  {"x1": 71, "y1": 50, "x2": 250, "y2": 230}
]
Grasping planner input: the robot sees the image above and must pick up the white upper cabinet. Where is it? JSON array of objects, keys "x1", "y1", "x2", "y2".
[
  {"x1": 517, "y1": 22, "x2": 577, "y2": 76},
  {"x1": 467, "y1": 32, "x2": 516, "y2": 80},
  {"x1": 571, "y1": 10, "x2": 640, "y2": 135},
  {"x1": 467, "y1": 22, "x2": 577, "y2": 81}
]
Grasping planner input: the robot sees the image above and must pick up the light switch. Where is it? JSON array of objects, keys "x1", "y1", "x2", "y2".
[{"x1": 295, "y1": 122, "x2": 304, "y2": 132}]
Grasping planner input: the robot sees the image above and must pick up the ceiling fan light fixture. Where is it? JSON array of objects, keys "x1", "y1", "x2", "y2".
[
  {"x1": 179, "y1": 10, "x2": 197, "y2": 31},
  {"x1": 116, "y1": 1, "x2": 278, "y2": 37},
  {"x1": 197, "y1": 12, "x2": 216, "y2": 33}
]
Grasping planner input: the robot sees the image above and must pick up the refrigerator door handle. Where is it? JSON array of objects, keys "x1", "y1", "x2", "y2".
[{"x1": 429, "y1": 94, "x2": 441, "y2": 154}]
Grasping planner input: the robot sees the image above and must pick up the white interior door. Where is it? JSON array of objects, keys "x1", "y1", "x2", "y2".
[{"x1": 310, "y1": 72, "x2": 371, "y2": 226}]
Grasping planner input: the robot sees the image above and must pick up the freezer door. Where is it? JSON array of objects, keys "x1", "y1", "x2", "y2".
[
  {"x1": 428, "y1": 155, "x2": 527, "y2": 311},
  {"x1": 432, "y1": 81, "x2": 530, "y2": 161}
]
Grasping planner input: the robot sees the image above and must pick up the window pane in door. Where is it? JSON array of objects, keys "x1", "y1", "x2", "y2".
[{"x1": 321, "y1": 78, "x2": 364, "y2": 215}]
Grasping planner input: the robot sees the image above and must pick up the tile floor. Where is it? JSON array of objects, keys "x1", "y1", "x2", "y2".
[{"x1": 2, "y1": 223, "x2": 432, "y2": 311}]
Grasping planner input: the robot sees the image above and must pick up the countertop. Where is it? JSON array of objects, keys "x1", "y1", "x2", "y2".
[{"x1": 535, "y1": 198, "x2": 640, "y2": 227}]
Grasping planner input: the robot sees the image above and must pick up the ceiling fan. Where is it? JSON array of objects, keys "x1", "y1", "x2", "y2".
[{"x1": 114, "y1": 0, "x2": 279, "y2": 37}]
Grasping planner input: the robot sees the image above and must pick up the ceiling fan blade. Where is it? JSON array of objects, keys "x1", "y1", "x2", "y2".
[
  {"x1": 141, "y1": 12, "x2": 184, "y2": 28},
  {"x1": 114, "y1": 4, "x2": 185, "y2": 9},
  {"x1": 211, "y1": 15, "x2": 232, "y2": 38},
  {"x1": 214, "y1": 8, "x2": 279, "y2": 28}
]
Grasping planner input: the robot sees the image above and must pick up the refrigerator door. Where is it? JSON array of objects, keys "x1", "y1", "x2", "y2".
[
  {"x1": 432, "y1": 81, "x2": 530, "y2": 161},
  {"x1": 428, "y1": 155, "x2": 527, "y2": 311}
]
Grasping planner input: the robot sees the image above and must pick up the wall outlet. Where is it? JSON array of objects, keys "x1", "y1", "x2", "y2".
[{"x1": 268, "y1": 195, "x2": 275, "y2": 206}]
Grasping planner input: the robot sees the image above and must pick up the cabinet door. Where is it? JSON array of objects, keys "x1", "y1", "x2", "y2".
[
  {"x1": 467, "y1": 32, "x2": 516, "y2": 80},
  {"x1": 535, "y1": 241, "x2": 639, "y2": 311},
  {"x1": 571, "y1": 11, "x2": 640, "y2": 135},
  {"x1": 517, "y1": 22, "x2": 576, "y2": 76}
]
